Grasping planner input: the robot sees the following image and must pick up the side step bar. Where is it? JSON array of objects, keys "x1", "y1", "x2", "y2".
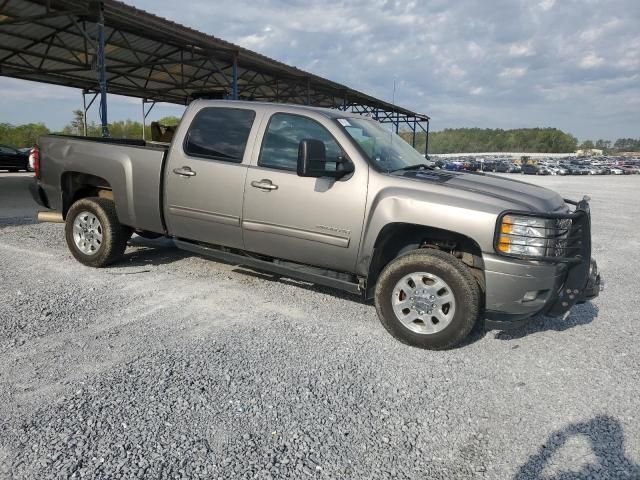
[{"x1": 174, "y1": 239, "x2": 362, "y2": 295}]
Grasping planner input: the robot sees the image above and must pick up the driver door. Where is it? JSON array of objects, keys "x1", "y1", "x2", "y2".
[{"x1": 242, "y1": 112, "x2": 368, "y2": 273}]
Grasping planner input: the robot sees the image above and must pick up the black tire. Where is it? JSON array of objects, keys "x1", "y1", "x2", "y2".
[
  {"x1": 374, "y1": 249, "x2": 480, "y2": 350},
  {"x1": 65, "y1": 197, "x2": 132, "y2": 268}
]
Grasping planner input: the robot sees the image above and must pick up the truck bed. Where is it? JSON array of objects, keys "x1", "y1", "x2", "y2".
[{"x1": 38, "y1": 135, "x2": 168, "y2": 233}]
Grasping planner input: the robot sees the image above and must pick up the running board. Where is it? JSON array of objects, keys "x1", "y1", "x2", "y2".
[{"x1": 174, "y1": 239, "x2": 362, "y2": 295}]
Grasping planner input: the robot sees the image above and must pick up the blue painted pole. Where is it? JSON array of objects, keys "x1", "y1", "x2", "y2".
[{"x1": 97, "y1": 5, "x2": 109, "y2": 137}]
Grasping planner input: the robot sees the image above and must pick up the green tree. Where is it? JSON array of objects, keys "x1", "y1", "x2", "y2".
[
  {"x1": 157, "y1": 116, "x2": 181, "y2": 127},
  {"x1": 0, "y1": 122, "x2": 50, "y2": 147}
]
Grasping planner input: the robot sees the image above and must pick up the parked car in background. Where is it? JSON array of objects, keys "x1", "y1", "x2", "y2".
[
  {"x1": 609, "y1": 167, "x2": 623, "y2": 175},
  {"x1": 494, "y1": 161, "x2": 510, "y2": 173},
  {"x1": 0, "y1": 144, "x2": 29, "y2": 172},
  {"x1": 522, "y1": 164, "x2": 539, "y2": 175},
  {"x1": 445, "y1": 162, "x2": 463, "y2": 171},
  {"x1": 462, "y1": 160, "x2": 479, "y2": 172},
  {"x1": 620, "y1": 165, "x2": 639, "y2": 174},
  {"x1": 482, "y1": 160, "x2": 497, "y2": 172}
]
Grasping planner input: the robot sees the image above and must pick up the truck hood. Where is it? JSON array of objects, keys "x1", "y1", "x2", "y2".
[{"x1": 397, "y1": 169, "x2": 566, "y2": 212}]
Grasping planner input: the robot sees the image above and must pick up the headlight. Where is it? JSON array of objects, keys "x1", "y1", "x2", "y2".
[{"x1": 496, "y1": 215, "x2": 559, "y2": 257}]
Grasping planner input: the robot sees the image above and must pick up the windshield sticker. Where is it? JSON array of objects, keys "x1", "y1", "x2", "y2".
[{"x1": 337, "y1": 119, "x2": 352, "y2": 127}]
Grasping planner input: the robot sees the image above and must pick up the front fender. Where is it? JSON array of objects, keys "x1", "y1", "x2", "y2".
[{"x1": 356, "y1": 186, "x2": 498, "y2": 276}]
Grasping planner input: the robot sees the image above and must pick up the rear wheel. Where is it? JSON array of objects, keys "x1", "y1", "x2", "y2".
[
  {"x1": 374, "y1": 249, "x2": 480, "y2": 350},
  {"x1": 65, "y1": 197, "x2": 132, "y2": 267}
]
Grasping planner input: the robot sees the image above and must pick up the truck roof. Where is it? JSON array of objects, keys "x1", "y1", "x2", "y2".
[{"x1": 189, "y1": 99, "x2": 365, "y2": 120}]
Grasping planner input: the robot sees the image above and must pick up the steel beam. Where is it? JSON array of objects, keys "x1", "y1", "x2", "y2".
[{"x1": 231, "y1": 54, "x2": 238, "y2": 100}]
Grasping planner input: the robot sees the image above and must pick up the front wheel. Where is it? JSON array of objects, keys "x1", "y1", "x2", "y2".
[
  {"x1": 374, "y1": 249, "x2": 481, "y2": 350},
  {"x1": 65, "y1": 197, "x2": 132, "y2": 267}
]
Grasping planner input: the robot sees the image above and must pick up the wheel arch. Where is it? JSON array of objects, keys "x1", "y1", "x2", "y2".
[
  {"x1": 61, "y1": 171, "x2": 113, "y2": 219},
  {"x1": 365, "y1": 222, "x2": 485, "y2": 301}
]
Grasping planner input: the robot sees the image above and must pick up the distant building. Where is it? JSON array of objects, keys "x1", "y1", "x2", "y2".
[{"x1": 575, "y1": 148, "x2": 604, "y2": 156}]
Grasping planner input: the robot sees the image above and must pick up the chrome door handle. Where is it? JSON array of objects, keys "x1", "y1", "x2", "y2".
[
  {"x1": 251, "y1": 179, "x2": 278, "y2": 191},
  {"x1": 173, "y1": 166, "x2": 196, "y2": 177}
]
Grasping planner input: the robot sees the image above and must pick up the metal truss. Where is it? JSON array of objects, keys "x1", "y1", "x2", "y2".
[{"x1": 0, "y1": 0, "x2": 429, "y2": 151}]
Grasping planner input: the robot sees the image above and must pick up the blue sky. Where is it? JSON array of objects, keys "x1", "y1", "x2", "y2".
[{"x1": 1, "y1": 0, "x2": 639, "y2": 141}]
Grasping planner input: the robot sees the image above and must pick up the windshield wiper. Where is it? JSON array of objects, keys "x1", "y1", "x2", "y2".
[{"x1": 390, "y1": 163, "x2": 435, "y2": 173}]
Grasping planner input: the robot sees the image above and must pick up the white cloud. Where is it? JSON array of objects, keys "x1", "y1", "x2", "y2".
[
  {"x1": 499, "y1": 67, "x2": 527, "y2": 78},
  {"x1": 509, "y1": 42, "x2": 534, "y2": 57},
  {"x1": 1, "y1": 0, "x2": 639, "y2": 140},
  {"x1": 580, "y1": 54, "x2": 604, "y2": 69},
  {"x1": 539, "y1": 0, "x2": 556, "y2": 11}
]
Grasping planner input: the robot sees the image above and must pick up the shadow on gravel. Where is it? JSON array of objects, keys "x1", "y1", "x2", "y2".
[
  {"x1": 111, "y1": 236, "x2": 189, "y2": 268},
  {"x1": 514, "y1": 415, "x2": 640, "y2": 479},
  {"x1": 0, "y1": 216, "x2": 36, "y2": 226},
  {"x1": 494, "y1": 303, "x2": 599, "y2": 341}
]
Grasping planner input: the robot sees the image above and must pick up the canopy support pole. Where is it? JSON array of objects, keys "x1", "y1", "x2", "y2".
[
  {"x1": 96, "y1": 3, "x2": 109, "y2": 137},
  {"x1": 81, "y1": 89, "x2": 99, "y2": 136},
  {"x1": 141, "y1": 98, "x2": 156, "y2": 141}
]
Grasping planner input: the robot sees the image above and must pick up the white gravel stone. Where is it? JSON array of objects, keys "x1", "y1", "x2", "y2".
[{"x1": 0, "y1": 172, "x2": 639, "y2": 479}]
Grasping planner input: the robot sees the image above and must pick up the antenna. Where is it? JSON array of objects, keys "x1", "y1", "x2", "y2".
[{"x1": 390, "y1": 78, "x2": 397, "y2": 145}]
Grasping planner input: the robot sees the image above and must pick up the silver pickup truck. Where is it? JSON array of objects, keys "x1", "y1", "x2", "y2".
[{"x1": 30, "y1": 100, "x2": 601, "y2": 349}]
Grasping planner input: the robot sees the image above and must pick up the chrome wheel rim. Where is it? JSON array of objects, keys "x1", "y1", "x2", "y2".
[
  {"x1": 391, "y1": 272, "x2": 456, "y2": 335},
  {"x1": 72, "y1": 211, "x2": 103, "y2": 256}
]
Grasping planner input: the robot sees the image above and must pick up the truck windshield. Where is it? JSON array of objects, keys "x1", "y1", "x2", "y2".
[{"x1": 337, "y1": 117, "x2": 429, "y2": 172}]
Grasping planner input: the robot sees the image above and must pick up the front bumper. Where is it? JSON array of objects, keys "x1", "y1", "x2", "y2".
[{"x1": 484, "y1": 197, "x2": 602, "y2": 330}]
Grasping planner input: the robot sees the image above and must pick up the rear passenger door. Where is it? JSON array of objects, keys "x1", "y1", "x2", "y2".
[{"x1": 164, "y1": 106, "x2": 259, "y2": 248}]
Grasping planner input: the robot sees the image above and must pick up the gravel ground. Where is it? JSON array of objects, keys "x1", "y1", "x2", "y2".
[{"x1": 0, "y1": 172, "x2": 639, "y2": 479}]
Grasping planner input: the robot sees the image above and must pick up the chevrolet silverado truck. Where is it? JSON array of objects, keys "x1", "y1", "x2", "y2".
[{"x1": 30, "y1": 100, "x2": 602, "y2": 349}]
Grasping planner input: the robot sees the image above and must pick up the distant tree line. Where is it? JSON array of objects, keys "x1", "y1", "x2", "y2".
[
  {"x1": 60, "y1": 110, "x2": 181, "y2": 140},
  {"x1": 401, "y1": 128, "x2": 640, "y2": 155},
  {"x1": 400, "y1": 127, "x2": 579, "y2": 154},
  {"x1": 0, "y1": 122, "x2": 50, "y2": 148},
  {"x1": 580, "y1": 138, "x2": 640, "y2": 152},
  {"x1": 0, "y1": 111, "x2": 638, "y2": 155},
  {"x1": 0, "y1": 110, "x2": 181, "y2": 147}
]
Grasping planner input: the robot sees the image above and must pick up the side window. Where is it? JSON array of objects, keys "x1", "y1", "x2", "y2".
[
  {"x1": 0, "y1": 146, "x2": 16, "y2": 155},
  {"x1": 184, "y1": 108, "x2": 255, "y2": 163},
  {"x1": 259, "y1": 113, "x2": 343, "y2": 171}
]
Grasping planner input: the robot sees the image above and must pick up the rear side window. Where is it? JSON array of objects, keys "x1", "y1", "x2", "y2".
[
  {"x1": 259, "y1": 113, "x2": 343, "y2": 171},
  {"x1": 184, "y1": 108, "x2": 255, "y2": 163}
]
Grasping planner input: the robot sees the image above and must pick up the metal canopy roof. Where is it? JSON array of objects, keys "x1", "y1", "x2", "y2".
[{"x1": 0, "y1": 0, "x2": 430, "y2": 129}]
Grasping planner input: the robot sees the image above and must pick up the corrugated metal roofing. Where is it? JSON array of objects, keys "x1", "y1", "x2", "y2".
[{"x1": 0, "y1": 0, "x2": 429, "y2": 122}]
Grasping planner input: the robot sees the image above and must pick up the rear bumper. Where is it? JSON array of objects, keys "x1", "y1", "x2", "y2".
[{"x1": 29, "y1": 180, "x2": 50, "y2": 208}]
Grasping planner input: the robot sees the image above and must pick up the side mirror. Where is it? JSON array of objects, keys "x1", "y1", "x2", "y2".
[{"x1": 297, "y1": 139, "x2": 354, "y2": 178}]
